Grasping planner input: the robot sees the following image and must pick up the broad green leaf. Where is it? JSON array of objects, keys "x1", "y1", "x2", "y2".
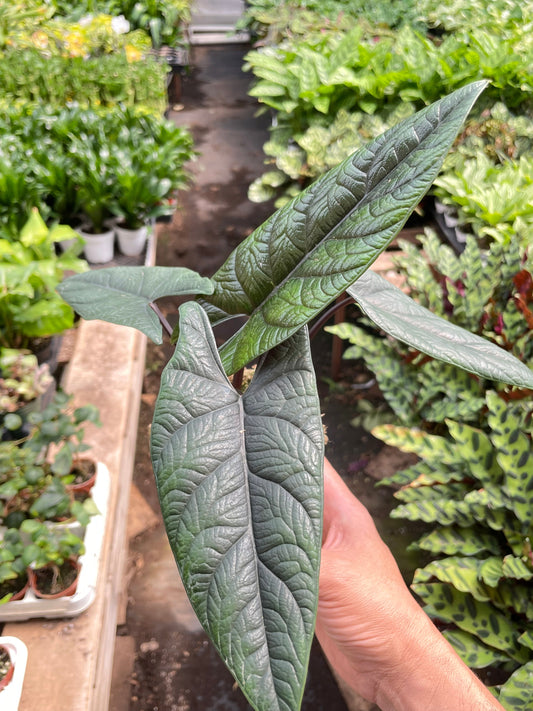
[
  {"x1": 412, "y1": 582, "x2": 528, "y2": 662},
  {"x1": 417, "y1": 526, "x2": 501, "y2": 556},
  {"x1": 442, "y1": 629, "x2": 509, "y2": 669},
  {"x1": 205, "y1": 82, "x2": 487, "y2": 374},
  {"x1": 372, "y1": 424, "x2": 462, "y2": 465},
  {"x1": 502, "y1": 555, "x2": 533, "y2": 581},
  {"x1": 414, "y1": 557, "x2": 490, "y2": 601},
  {"x1": 498, "y1": 661, "x2": 533, "y2": 710},
  {"x1": 58, "y1": 267, "x2": 214, "y2": 344},
  {"x1": 150, "y1": 302, "x2": 324, "y2": 711},
  {"x1": 347, "y1": 270, "x2": 533, "y2": 389},
  {"x1": 479, "y1": 557, "x2": 504, "y2": 587},
  {"x1": 391, "y1": 499, "x2": 477, "y2": 528},
  {"x1": 486, "y1": 582, "x2": 533, "y2": 620},
  {"x1": 518, "y1": 631, "x2": 533, "y2": 652}
]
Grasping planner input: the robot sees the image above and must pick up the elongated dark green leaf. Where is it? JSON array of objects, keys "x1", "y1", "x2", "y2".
[
  {"x1": 150, "y1": 302, "x2": 324, "y2": 711},
  {"x1": 57, "y1": 266, "x2": 213, "y2": 343},
  {"x1": 205, "y1": 81, "x2": 487, "y2": 374},
  {"x1": 348, "y1": 270, "x2": 533, "y2": 389}
]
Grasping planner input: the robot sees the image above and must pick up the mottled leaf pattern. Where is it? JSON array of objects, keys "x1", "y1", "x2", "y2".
[
  {"x1": 372, "y1": 424, "x2": 462, "y2": 465},
  {"x1": 445, "y1": 420, "x2": 501, "y2": 484},
  {"x1": 414, "y1": 557, "x2": 490, "y2": 601},
  {"x1": 58, "y1": 266, "x2": 214, "y2": 343},
  {"x1": 412, "y1": 582, "x2": 529, "y2": 662},
  {"x1": 150, "y1": 302, "x2": 324, "y2": 711},
  {"x1": 502, "y1": 556, "x2": 533, "y2": 581},
  {"x1": 518, "y1": 631, "x2": 533, "y2": 652},
  {"x1": 486, "y1": 392, "x2": 533, "y2": 525},
  {"x1": 205, "y1": 82, "x2": 487, "y2": 374},
  {"x1": 442, "y1": 629, "x2": 509, "y2": 669},
  {"x1": 498, "y1": 661, "x2": 533, "y2": 710},
  {"x1": 417, "y1": 527, "x2": 501, "y2": 556}
]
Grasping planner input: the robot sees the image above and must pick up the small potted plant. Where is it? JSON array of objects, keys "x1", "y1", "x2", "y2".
[
  {"x1": 111, "y1": 170, "x2": 172, "y2": 256},
  {"x1": 22, "y1": 519, "x2": 85, "y2": 599},
  {"x1": 0, "y1": 390, "x2": 101, "y2": 531},
  {"x1": 0, "y1": 635, "x2": 28, "y2": 709},
  {"x1": 0, "y1": 529, "x2": 29, "y2": 604},
  {"x1": 0, "y1": 348, "x2": 54, "y2": 438},
  {"x1": 0, "y1": 641, "x2": 14, "y2": 692},
  {"x1": 25, "y1": 389, "x2": 101, "y2": 490},
  {"x1": 0, "y1": 209, "x2": 88, "y2": 354},
  {"x1": 74, "y1": 146, "x2": 117, "y2": 263}
]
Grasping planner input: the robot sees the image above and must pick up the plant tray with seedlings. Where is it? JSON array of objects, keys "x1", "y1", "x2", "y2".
[
  {"x1": 0, "y1": 463, "x2": 110, "y2": 622},
  {"x1": 0, "y1": 636, "x2": 28, "y2": 711}
]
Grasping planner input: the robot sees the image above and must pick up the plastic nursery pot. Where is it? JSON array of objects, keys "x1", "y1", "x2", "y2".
[
  {"x1": 0, "y1": 574, "x2": 30, "y2": 604},
  {"x1": 0, "y1": 636, "x2": 28, "y2": 710},
  {"x1": 66, "y1": 459, "x2": 98, "y2": 496},
  {"x1": 115, "y1": 223, "x2": 148, "y2": 257},
  {"x1": 79, "y1": 227, "x2": 115, "y2": 264},
  {"x1": 0, "y1": 643, "x2": 14, "y2": 692},
  {"x1": 28, "y1": 559, "x2": 81, "y2": 600}
]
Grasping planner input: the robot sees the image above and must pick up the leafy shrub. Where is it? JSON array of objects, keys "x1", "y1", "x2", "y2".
[
  {"x1": 328, "y1": 224, "x2": 533, "y2": 708},
  {"x1": 373, "y1": 391, "x2": 533, "y2": 708},
  {"x1": 328, "y1": 229, "x2": 533, "y2": 429},
  {"x1": 433, "y1": 154, "x2": 533, "y2": 248},
  {"x1": 0, "y1": 47, "x2": 168, "y2": 113},
  {"x1": 239, "y1": 0, "x2": 420, "y2": 42},
  {"x1": 0, "y1": 104, "x2": 194, "y2": 229},
  {"x1": 245, "y1": 17, "x2": 533, "y2": 203},
  {"x1": 0, "y1": 209, "x2": 87, "y2": 349},
  {"x1": 415, "y1": 0, "x2": 533, "y2": 35},
  {"x1": 0, "y1": 0, "x2": 51, "y2": 50},
  {"x1": 47, "y1": 0, "x2": 191, "y2": 48}
]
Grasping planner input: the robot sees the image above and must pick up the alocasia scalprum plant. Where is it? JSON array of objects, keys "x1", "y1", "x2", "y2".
[{"x1": 57, "y1": 81, "x2": 533, "y2": 711}]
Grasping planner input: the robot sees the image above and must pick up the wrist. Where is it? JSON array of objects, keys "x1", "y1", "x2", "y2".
[{"x1": 375, "y1": 613, "x2": 503, "y2": 711}]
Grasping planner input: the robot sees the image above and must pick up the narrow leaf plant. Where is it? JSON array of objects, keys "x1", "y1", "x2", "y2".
[{"x1": 58, "y1": 81, "x2": 533, "y2": 711}]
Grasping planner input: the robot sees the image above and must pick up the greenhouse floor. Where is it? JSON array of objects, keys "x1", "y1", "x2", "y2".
[{"x1": 109, "y1": 43, "x2": 418, "y2": 711}]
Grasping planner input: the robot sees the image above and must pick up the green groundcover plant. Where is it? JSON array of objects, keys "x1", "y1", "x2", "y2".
[
  {"x1": 244, "y1": 2, "x2": 533, "y2": 205},
  {"x1": 58, "y1": 83, "x2": 533, "y2": 711}
]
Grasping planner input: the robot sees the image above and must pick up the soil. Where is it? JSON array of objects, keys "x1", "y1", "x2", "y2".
[
  {"x1": 118, "y1": 44, "x2": 428, "y2": 711},
  {"x1": 0, "y1": 646, "x2": 13, "y2": 690},
  {"x1": 30, "y1": 560, "x2": 80, "y2": 597}
]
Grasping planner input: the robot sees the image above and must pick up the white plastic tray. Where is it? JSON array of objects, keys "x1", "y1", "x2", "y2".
[
  {"x1": 0, "y1": 462, "x2": 110, "y2": 621},
  {"x1": 0, "y1": 636, "x2": 28, "y2": 711}
]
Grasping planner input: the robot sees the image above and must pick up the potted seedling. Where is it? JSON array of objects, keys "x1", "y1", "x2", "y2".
[
  {"x1": 0, "y1": 348, "x2": 54, "y2": 439},
  {"x1": 111, "y1": 169, "x2": 171, "y2": 256},
  {"x1": 58, "y1": 83, "x2": 533, "y2": 711},
  {"x1": 0, "y1": 529, "x2": 29, "y2": 604},
  {"x1": 74, "y1": 145, "x2": 118, "y2": 263},
  {"x1": 21, "y1": 519, "x2": 85, "y2": 599},
  {"x1": 0, "y1": 635, "x2": 28, "y2": 710},
  {"x1": 111, "y1": 124, "x2": 194, "y2": 255},
  {"x1": 25, "y1": 389, "x2": 101, "y2": 489},
  {"x1": 0, "y1": 439, "x2": 49, "y2": 529}
]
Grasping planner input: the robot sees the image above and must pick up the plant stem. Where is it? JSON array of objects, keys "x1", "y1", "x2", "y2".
[
  {"x1": 309, "y1": 295, "x2": 355, "y2": 340},
  {"x1": 150, "y1": 302, "x2": 173, "y2": 338},
  {"x1": 232, "y1": 368, "x2": 244, "y2": 391}
]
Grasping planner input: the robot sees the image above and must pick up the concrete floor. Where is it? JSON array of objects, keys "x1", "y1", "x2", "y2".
[{"x1": 110, "y1": 44, "x2": 355, "y2": 711}]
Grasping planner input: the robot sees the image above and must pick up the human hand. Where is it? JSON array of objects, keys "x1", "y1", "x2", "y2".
[{"x1": 315, "y1": 458, "x2": 504, "y2": 711}]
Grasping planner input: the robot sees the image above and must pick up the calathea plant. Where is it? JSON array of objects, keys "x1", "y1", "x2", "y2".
[{"x1": 58, "y1": 82, "x2": 533, "y2": 711}]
